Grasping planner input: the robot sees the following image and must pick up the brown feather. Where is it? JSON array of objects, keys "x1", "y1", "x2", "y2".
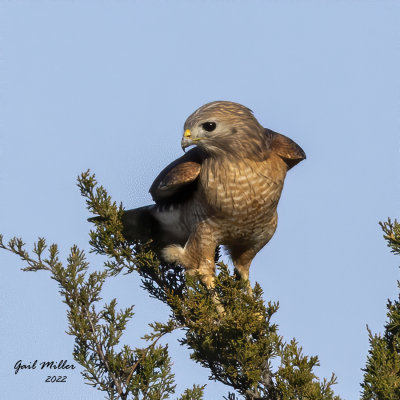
[
  {"x1": 265, "y1": 128, "x2": 306, "y2": 169},
  {"x1": 149, "y1": 148, "x2": 203, "y2": 202}
]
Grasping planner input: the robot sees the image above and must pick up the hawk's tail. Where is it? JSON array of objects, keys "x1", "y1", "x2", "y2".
[
  {"x1": 88, "y1": 205, "x2": 158, "y2": 243},
  {"x1": 121, "y1": 206, "x2": 158, "y2": 242},
  {"x1": 88, "y1": 204, "x2": 189, "y2": 251}
]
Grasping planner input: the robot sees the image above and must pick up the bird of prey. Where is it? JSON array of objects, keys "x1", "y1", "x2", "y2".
[{"x1": 120, "y1": 101, "x2": 306, "y2": 289}]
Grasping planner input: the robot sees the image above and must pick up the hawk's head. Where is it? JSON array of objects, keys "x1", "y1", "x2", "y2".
[{"x1": 181, "y1": 101, "x2": 266, "y2": 158}]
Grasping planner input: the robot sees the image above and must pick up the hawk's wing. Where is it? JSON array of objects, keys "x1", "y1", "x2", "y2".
[
  {"x1": 149, "y1": 147, "x2": 203, "y2": 203},
  {"x1": 264, "y1": 128, "x2": 306, "y2": 169}
]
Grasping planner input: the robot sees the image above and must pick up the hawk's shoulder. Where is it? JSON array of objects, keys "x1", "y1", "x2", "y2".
[
  {"x1": 264, "y1": 128, "x2": 306, "y2": 169},
  {"x1": 149, "y1": 147, "x2": 203, "y2": 203}
]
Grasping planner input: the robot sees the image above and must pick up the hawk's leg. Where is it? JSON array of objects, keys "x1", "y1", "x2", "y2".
[
  {"x1": 227, "y1": 245, "x2": 260, "y2": 294},
  {"x1": 161, "y1": 222, "x2": 217, "y2": 289}
]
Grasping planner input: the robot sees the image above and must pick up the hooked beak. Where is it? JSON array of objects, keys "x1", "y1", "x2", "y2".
[{"x1": 181, "y1": 129, "x2": 204, "y2": 152}]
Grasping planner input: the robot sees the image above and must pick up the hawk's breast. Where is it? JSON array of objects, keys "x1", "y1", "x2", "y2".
[{"x1": 198, "y1": 154, "x2": 287, "y2": 243}]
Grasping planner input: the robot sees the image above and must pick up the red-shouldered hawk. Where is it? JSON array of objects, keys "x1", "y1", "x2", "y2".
[{"x1": 118, "y1": 101, "x2": 306, "y2": 288}]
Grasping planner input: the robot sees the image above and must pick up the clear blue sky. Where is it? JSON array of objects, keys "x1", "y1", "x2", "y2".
[{"x1": 1, "y1": 1, "x2": 399, "y2": 399}]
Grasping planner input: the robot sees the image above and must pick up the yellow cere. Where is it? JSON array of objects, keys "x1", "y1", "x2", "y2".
[{"x1": 184, "y1": 129, "x2": 191, "y2": 138}]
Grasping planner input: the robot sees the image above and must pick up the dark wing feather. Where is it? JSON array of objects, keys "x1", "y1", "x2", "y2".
[
  {"x1": 264, "y1": 128, "x2": 306, "y2": 169},
  {"x1": 149, "y1": 147, "x2": 203, "y2": 203}
]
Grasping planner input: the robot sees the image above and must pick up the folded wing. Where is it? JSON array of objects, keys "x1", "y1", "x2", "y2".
[
  {"x1": 149, "y1": 147, "x2": 203, "y2": 203},
  {"x1": 264, "y1": 128, "x2": 306, "y2": 169}
]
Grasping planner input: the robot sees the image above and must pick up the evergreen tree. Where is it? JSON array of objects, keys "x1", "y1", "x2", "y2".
[
  {"x1": 361, "y1": 218, "x2": 400, "y2": 399},
  {"x1": 1, "y1": 171, "x2": 342, "y2": 399}
]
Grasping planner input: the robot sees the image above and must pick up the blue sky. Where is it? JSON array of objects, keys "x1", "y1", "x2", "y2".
[{"x1": 1, "y1": 1, "x2": 399, "y2": 399}]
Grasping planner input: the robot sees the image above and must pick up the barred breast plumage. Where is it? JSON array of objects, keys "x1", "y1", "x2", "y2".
[{"x1": 199, "y1": 154, "x2": 287, "y2": 247}]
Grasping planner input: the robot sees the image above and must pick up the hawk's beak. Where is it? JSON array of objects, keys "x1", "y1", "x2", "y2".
[
  {"x1": 181, "y1": 129, "x2": 205, "y2": 152},
  {"x1": 181, "y1": 129, "x2": 193, "y2": 152}
]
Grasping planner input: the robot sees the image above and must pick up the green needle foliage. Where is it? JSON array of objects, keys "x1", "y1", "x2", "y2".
[
  {"x1": 1, "y1": 170, "x2": 342, "y2": 399},
  {"x1": 0, "y1": 236, "x2": 186, "y2": 400},
  {"x1": 361, "y1": 218, "x2": 400, "y2": 400}
]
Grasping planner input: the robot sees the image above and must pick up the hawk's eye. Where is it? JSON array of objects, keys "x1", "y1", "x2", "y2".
[{"x1": 202, "y1": 122, "x2": 217, "y2": 132}]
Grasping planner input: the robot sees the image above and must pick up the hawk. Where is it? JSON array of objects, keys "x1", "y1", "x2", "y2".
[{"x1": 120, "y1": 101, "x2": 306, "y2": 288}]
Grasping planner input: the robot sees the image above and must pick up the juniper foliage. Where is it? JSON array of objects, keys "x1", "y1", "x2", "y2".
[
  {"x1": 0, "y1": 235, "x2": 190, "y2": 400},
  {"x1": 1, "y1": 171, "x2": 341, "y2": 399},
  {"x1": 361, "y1": 218, "x2": 400, "y2": 399}
]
